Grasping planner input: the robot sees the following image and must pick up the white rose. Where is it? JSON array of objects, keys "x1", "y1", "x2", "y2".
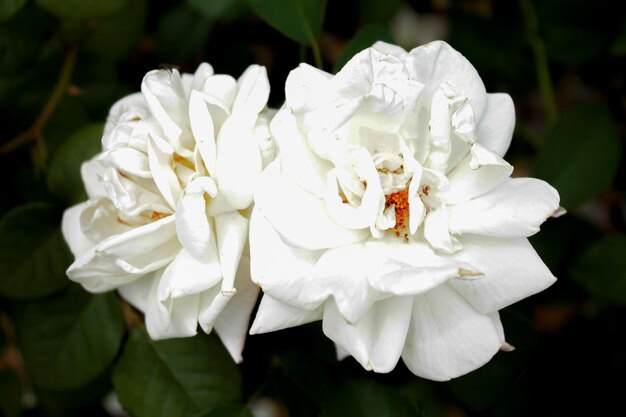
[
  {"x1": 248, "y1": 41, "x2": 561, "y2": 380},
  {"x1": 62, "y1": 62, "x2": 274, "y2": 363}
]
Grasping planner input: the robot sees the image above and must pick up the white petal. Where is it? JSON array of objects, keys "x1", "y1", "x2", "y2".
[
  {"x1": 476, "y1": 93, "x2": 515, "y2": 157},
  {"x1": 232, "y1": 65, "x2": 270, "y2": 115},
  {"x1": 100, "y1": 147, "x2": 151, "y2": 178},
  {"x1": 448, "y1": 178, "x2": 560, "y2": 238},
  {"x1": 401, "y1": 285, "x2": 501, "y2": 381},
  {"x1": 141, "y1": 68, "x2": 191, "y2": 150},
  {"x1": 201, "y1": 75, "x2": 237, "y2": 109},
  {"x1": 250, "y1": 295, "x2": 323, "y2": 334},
  {"x1": 323, "y1": 296, "x2": 413, "y2": 373},
  {"x1": 423, "y1": 205, "x2": 461, "y2": 253},
  {"x1": 147, "y1": 135, "x2": 183, "y2": 210},
  {"x1": 443, "y1": 143, "x2": 513, "y2": 204},
  {"x1": 62, "y1": 202, "x2": 94, "y2": 257},
  {"x1": 212, "y1": 256, "x2": 259, "y2": 362},
  {"x1": 118, "y1": 273, "x2": 154, "y2": 313},
  {"x1": 446, "y1": 235, "x2": 556, "y2": 314},
  {"x1": 175, "y1": 176, "x2": 218, "y2": 258},
  {"x1": 270, "y1": 107, "x2": 330, "y2": 197},
  {"x1": 189, "y1": 90, "x2": 217, "y2": 175},
  {"x1": 285, "y1": 63, "x2": 333, "y2": 115},
  {"x1": 408, "y1": 40, "x2": 487, "y2": 122},
  {"x1": 212, "y1": 113, "x2": 262, "y2": 212},
  {"x1": 254, "y1": 161, "x2": 368, "y2": 251},
  {"x1": 371, "y1": 41, "x2": 409, "y2": 60},
  {"x1": 198, "y1": 286, "x2": 232, "y2": 334},
  {"x1": 81, "y1": 157, "x2": 108, "y2": 200},
  {"x1": 157, "y1": 248, "x2": 222, "y2": 302},
  {"x1": 215, "y1": 211, "x2": 248, "y2": 291},
  {"x1": 366, "y1": 239, "x2": 471, "y2": 295},
  {"x1": 145, "y1": 269, "x2": 199, "y2": 340}
]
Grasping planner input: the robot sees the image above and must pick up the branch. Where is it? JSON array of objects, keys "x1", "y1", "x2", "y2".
[{"x1": 0, "y1": 42, "x2": 79, "y2": 158}]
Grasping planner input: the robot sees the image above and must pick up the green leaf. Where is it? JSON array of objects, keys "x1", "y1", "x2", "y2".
[
  {"x1": 333, "y1": 23, "x2": 394, "y2": 73},
  {"x1": 570, "y1": 234, "x2": 626, "y2": 306},
  {"x1": 47, "y1": 123, "x2": 104, "y2": 205},
  {"x1": 0, "y1": 4, "x2": 49, "y2": 77},
  {"x1": 447, "y1": 310, "x2": 538, "y2": 411},
  {"x1": 19, "y1": 287, "x2": 125, "y2": 390},
  {"x1": 248, "y1": 0, "x2": 327, "y2": 45},
  {"x1": 187, "y1": 0, "x2": 246, "y2": 21},
  {"x1": 113, "y1": 330, "x2": 242, "y2": 417},
  {"x1": 0, "y1": 370, "x2": 21, "y2": 417},
  {"x1": 356, "y1": 0, "x2": 403, "y2": 23},
  {"x1": 0, "y1": 203, "x2": 71, "y2": 299},
  {"x1": 321, "y1": 379, "x2": 418, "y2": 417},
  {"x1": 195, "y1": 405, "x2": 253, "y2": 417},
  {"x1": 0, "y1": 0, "x2": 27, "y2": 22},
  {"x1": 156, "y1": 5, "x2": 212, "y2": 62},
  {"x1": 533, "y1": 105, "x2": 620, "y2": 208},
  {"x1": 83, "y1": 0, "x2": 147, "y2": 61},
  {"x1": 610, "y1": 23, "x2": 626, "y2": 56},
  {"x1": 35, "y1": 0, "x2": 130, "y2": 19}
]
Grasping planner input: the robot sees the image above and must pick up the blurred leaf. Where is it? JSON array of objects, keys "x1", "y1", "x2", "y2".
[
  {"x1": 195, "y1": 405, "x2": 253, "y2": 417},
  {"x1": 187, "y1": 0, "x2": 246, "y2": 21},
  {"x1": 533, "y1": 105, "x2": 620, "y2": 208},
  {"x1": 279, "y1": 350, "x2": 337, "y2": 406},
  {"x1": 0, "y1": 0, "x2": 27, "y2": 22},
  {"x1": 156, "y1": 5, "x2": 212, "y2": 62},
  {"x1": 36, "y1": 370, "x2": 113, "y2": 417},
  {"x1": 333, "y1": 23, "x2": 394, "y2": 73},
  {"x1": 19, "y1": 288, "x2": 125, "y2": 390},
  {"x1": 113, "y1": 330, "x2": 242, "y2": 417},
  {"x1": 447, "y1": 310, "x2": 538, "y2": 411},
  {"x1": 321, "y1": 379, "x2": 418, "y2": 417},
  {"x1": 248, "y1": 0, "x2": 327, "y2": 45},
  {"x1": 35, "y1": 0, "x2": 130, "y2": 20},
  {"x1": 0, "y1": 370, "x2": 21, "y2": 417},
  {"x1": 44, "y1": 96, "x2": 93, "y2": 157},
  {"x1": 610, "y1": 23, "x2": 626, "y2": 56},
  {"x1": 570, "y1": 234, "x2": 626, "y2": 306},
  {"x1": 0, "y1": 4, "x2": 49, "y2": 77},
  {"x1": 83, "y1": 0, "x2": 147, "y2": 61},
  {"x1": 0, "y1": 203, "x2": 70, "y2": 299},
  {"x1": 47, "y1": 123, "x2": 103, "y2": 204},
  {"x1": 357, "y1": 0, "x2": 402, "y2": 23},
  {"x1": 536, "y1": 0, "x2": 613, "y2": 66}
]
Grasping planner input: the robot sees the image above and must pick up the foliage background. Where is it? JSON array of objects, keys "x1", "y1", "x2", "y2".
[{"x1": 1, "y1": 0, "x2": 625, "y2": 416}]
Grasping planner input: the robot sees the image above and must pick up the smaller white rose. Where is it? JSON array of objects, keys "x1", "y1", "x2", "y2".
[{"x1": 62, "y1": 62, "x2": 274, "y2": 363}]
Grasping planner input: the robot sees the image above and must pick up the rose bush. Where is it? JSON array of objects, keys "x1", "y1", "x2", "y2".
[
  {"x1": 62, "y1": 62, "x2": 274, "y2": 362},
  {"x1": 249, "y1": 41, "x2": 561, "y2": 380}
]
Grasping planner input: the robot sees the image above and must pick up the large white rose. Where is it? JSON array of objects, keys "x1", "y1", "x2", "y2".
[
  {"x1": 62, "y1": 62, "x2": 274, "y2": 363},
  {"x1": 249, "y1": 41, "x2": 561, "y2": 380}
]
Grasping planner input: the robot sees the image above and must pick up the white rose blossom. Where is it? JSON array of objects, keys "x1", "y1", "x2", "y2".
[
  {"x1": 248, "y1": 41, "x2": 561, "y2": 380},
  {"x1": 62, "y1": 62, "x2": 274, "y2": 362}
]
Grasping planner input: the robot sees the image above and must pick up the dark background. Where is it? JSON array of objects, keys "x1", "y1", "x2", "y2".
[{"x1": 1, "y1": 0, "x2": 625, "y2": 416}]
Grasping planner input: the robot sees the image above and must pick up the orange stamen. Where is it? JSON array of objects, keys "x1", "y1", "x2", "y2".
[{"x1": 385, "y1": 189, "x2": 409, "y2": 232}]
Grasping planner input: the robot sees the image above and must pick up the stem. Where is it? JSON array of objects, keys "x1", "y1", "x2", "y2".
[
  {"x1": 0, "y1": 42, "x2": 79, "y2": 159},
  {"x1": 520, "y1": 0, "x2": 558, "y2": 125},
  {"x1": 310, "y1": 37, "x2": 323, "y2": 70}
]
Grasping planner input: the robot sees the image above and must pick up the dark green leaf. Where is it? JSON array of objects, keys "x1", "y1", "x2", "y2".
[
  {"x1": 0, "y1": 0, "x2": 27, "y2": 22},
  {"x1": 0, "y1": 370, "x2": 21, "y2": 417},
  {"x1": 0, "y1": 4, "x2": 49, "y2": 77},
  {"x1": 248, "y1": 0, "x2": 327, "y2": 45},
  {"x1": 35, "y1": 0, "x2": 130, "y2": 19},
  {"x1": 333, "y1": 23, "x2": 394, "y2": 73},
  {"x1": 0, "y1": 203, "x2": 71, "y2": 299},
  {"x1": 195, "y1": 405, "x2": 253, "y2": 417},
  {"x1": 19, "y1": 288, "x2": 125, "y2": 390},
  {"x1": 156, "y1": 6, "x2": 212, "y2": 62},
  {"x1": 533, "y1": 105, "x2": 620, "y2": 208},
  {"x1": 610, "y1": 23, "x2": 626, "y2": 56},
  {"x1": 113, "y1": 330, "x2": 242, "y2": 417},
  {"x1": 570, "y1": 234, "x2": 626, "y2": 306},
  {"x1": 83, "y1": 0, "x2": 147, "y2": 61},
  {"x1": 47, "y1": 123, "x2": 104, "y2": 205},
  {"x1": 447, "y1": 310, "x2": 538, "y2": 411},
  {"x1": 44, "y1": 96, "x2": 93, "y2": 157},
  {"x1": 187, "y1": 0, "x2": 246, "y2": 21},
  {"x1": 279, "y1": 351, "x2": 337, "y2": 407},
  {"x1": 321, "y1": 379, "x2": 418, "y2": 417},
  {"x1": 356, "y1": 0, "x2": 403, "y2": 24}
]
